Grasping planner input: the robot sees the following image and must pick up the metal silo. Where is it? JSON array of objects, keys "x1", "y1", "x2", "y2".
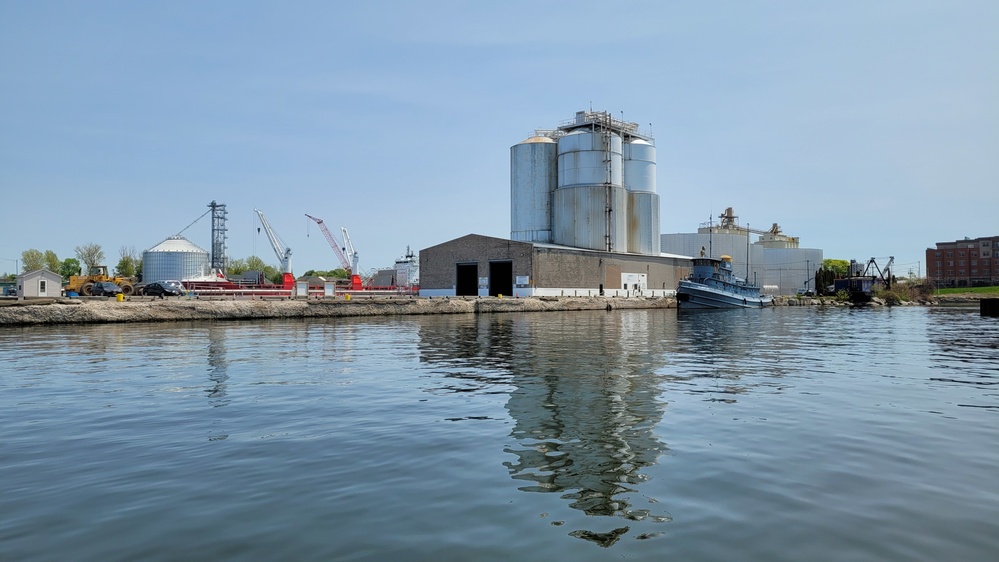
[
  {"x1": 628, "y1": 191, "x2": 661, "y2": 255},
  {"x1": 510, "y1": 136, "x2": 557, "y2": 243},
  {"x1": 553, "y1": 130, "x2": 628, "y2": 251},
  {"x1": 142, "y1": 235, "x2": 210, "y2": 282},
  {"x1": 553, "y1": 186, "x2": 629, "y2": 252},
  {"x1": 624, "y1": 138, "x2": 659, "y2": 254},
  {"x1": 623, "y1": 139, "x2": 656, "y2": 193},
  {"x1": 556, "y1": 130, "x2": 622, "y2": 188}
]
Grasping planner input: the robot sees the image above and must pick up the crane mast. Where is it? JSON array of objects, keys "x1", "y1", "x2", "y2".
[
  {"x1": 341, "y1": 227, "x2": 360, "y2": 273},
  {"x1": 305, "y1": 214, "x2": 352, "y2": 272},
  {"x1": 254, "y1": 209, "x2": 292, "y2": 274}
]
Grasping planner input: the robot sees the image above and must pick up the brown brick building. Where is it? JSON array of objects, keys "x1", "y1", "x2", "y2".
[
  {"x1": 420, "y1": 234, "x2": 689, "y2": 298},
  {"x1": 925, "y1": 236, "x2": 999, "y2": 288}
]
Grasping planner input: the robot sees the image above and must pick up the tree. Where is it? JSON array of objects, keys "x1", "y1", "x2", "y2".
[
  {"x1": 59, "y1": 258, "x2": 82, "y2": 279},
  {"x1": 116, "y1": 246, "x2": 139, "y2": 277},
  {"x1": 43, "y1": 250, "x2": 60, "y2": 272},
  {"x1": 245, "y1": 255, "x2": 268, "y2": 272},
  {"x1": 20, "y1": 249, "x2": 44, "y2": 272},
  {"x1": 75, "y1": 243, "x2": 105, "y2": 274},
  {"x1": 116, "y1": 256, "x2": 137, "y2": 277},
  {"x1": 227, "y1": 258, "x2": 247, "y2": 275},
  {"x1": 822, "y1": 259, "x2": 851, "y2": 277}
]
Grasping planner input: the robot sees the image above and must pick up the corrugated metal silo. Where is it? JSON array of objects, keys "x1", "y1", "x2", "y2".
[
  {"x1": 557, "y1": 130, "x2": 623, "y2": 187},
  {"x1": 510, "y1": 136, "x2": 557, "y2": 243},
  {"x1": 553, "y1": 185, "x2": 629, "y2": 252},
  {"x1": 623, "y1": 139, "x2": 656, "y2": 193},
  {"x1": 142, "y1": 235, "x2": 209, "y2": 282},
  {"x1": 628, "y1": 191, "x2": 661, "y2": 254},
  {"x1": 554, "y1": 130, "x2": 628, "y2": 251}
]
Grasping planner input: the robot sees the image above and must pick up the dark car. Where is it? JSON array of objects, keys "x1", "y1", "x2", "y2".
[
  {"x1": 91, "y1": 282, "x2": 123, "y2": 297},
  {"x1": 143, "y1": 281, "x2": 184, "y2": 298}
]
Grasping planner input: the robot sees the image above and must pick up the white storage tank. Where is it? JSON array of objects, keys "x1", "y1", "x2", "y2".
[
  {"x1": 142, "y1": 235, "x2": 209, "y2": 282},
  {"x1": 510, "y1": 136, "x2": 557, "y2": 243},
  {"x1": 557, "y1": 130, "x2": 623, "y2": 188},
  {"x1": 623, "y1": 139, "x2": 656, "y2": 193}
]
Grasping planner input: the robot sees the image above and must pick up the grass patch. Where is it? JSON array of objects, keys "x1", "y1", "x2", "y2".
[{"x1": 936, "y1": 286, "x2": 999, "y2": 295}]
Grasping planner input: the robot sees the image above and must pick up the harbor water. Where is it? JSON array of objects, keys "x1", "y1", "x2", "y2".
[{"x1": 1, "y1": 306, "x2": 997, "y2": 561}]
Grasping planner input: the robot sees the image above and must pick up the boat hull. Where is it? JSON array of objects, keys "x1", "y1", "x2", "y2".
[{"x1": 676, "y1": 280, "x2": 772, "y2": 309}]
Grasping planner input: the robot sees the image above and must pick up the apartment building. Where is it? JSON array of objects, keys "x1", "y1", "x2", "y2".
[{"x1": 925, "y1": 236, "x2": 999, "y2": 287}]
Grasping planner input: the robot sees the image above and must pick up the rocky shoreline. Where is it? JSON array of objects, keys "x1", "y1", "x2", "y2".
[{"x1": 0, "y1": 293, "x2": 979, "y2": 326}]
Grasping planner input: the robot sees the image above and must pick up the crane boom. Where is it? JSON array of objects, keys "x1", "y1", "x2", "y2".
[
  {"x1": 254, "y1": 209, "x2": 292, "y2": 274},
  {"x1": 341, "y1": 227, "x2": 360, "y2": 273},
  {"x1": 305, "y1": 213, "x2": 352, "y2": 272}
]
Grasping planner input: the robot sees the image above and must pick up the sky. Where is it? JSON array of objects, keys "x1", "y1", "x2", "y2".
[{"x1": 2, "y1": 1, "x2": 996, "y2": 279}]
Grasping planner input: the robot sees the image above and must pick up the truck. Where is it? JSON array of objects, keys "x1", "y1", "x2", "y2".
[{"x1": 65, "y1": 266, "x2": 136, "y2": 296}]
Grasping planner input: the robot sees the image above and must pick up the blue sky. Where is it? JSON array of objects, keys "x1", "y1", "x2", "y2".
[{"x1": 2, "y1": 1, "x2": 996, "y2": 279}]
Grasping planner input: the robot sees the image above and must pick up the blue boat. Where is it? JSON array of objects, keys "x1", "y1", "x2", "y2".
[{"x1": 676, "y1": 254, "x2": 773, "y2": 309}]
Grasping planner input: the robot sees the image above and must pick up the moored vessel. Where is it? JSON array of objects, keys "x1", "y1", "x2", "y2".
[{"x1": 676, "y1": 254, "x2": 772, "y2": 309}]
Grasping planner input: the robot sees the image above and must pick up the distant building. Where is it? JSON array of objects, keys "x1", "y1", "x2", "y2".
[
  {"x1": 925, "y1": 235, "x2": 999, "y2": 288},
  {"x1": 661, "y1": 207, "x2": 823, "y2": 296},
  {"x1": 16, "y1": 269, "x2": 63, "y2": 298}
]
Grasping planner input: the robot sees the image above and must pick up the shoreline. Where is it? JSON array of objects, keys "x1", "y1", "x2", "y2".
[{"x1": 0, "y1": 293, "x2": 976, "y2": 326}]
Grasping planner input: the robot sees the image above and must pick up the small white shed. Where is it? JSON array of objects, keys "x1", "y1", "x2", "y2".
[{"x1": 16, "y1": 269, "x2": 63, "y2": 298}]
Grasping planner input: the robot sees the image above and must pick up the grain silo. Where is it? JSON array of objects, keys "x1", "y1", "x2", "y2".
[
  {"x1": 624, "y1": 138, "x2": 660, "y2": 254},
  {"x1": 142, "y1": 235, "x2": 210, "y2": 282},
  {"x1": 511, "y1": 110, "x2": 659, "y2": 255},
  {"x1": 510, "y1": 135, "x2": 558, "y2": 243}
]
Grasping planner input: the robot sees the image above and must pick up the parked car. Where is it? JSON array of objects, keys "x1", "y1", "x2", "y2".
[
  {"x1": 143, "y1": 281, "x2": 185, "y2": 298},
  {"x1": 91, "y1": 282, "x2": 123, "y2": 297}
]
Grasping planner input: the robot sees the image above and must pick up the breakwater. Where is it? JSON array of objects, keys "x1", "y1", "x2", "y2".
[
  {"x1": 0, "y1": 292, "x2": 953, "y2": 326},
  {"x1": 0, "y1": 296, "x2": 678, "y2": 326}
]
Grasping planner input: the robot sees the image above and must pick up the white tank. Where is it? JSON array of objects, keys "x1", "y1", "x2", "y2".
[
  {"x1": 628, "y1": 191, "x2": 661, "y2": 255},
  {"x1": 510, "y1": 136, "x2": 557, "y2": 243},
  {"x1": 557, "y1": 130, "x2": 623, "y2": 188},
  {"x1": 553, "y1": 185, "x2": 629, "y2": 252},
  {"x1": 623, "y1": 139, "x2": 656, "y2": 193},
  {"x1": 142, "y1": 235, "x2": 209, "y2": 282}
]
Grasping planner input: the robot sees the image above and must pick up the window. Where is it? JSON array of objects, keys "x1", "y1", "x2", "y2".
[
  {"x1": 39, "y1": 280, "x2": 46, "y2": 293},
  {"x1": 972, "y1": 251, "x2": 978, "y2": 257},
  {"x1": 959, "y1": 260, "x2": 965, "y2": 266},
  {"x1": 948, "y1": 261, "x2": 954, "y2": 267},
  {"x1": 959, "y1": 251, "x2": 966, "y2": 257},
  {"x1": 946, "y1": 251, "x2": 953, "y2": 258},
  {"x1": 936, "y1": 261, "x2": 942, "y2": 268},
  {"x1": 935, "y1": 252, "x2": 942, "y2": 258},
  {"x1": 972, "y1": 260, "x2": 978, "y2": 266},
  {"x1": 959, "y1": 270, "x2": 966, "y2": 275}
]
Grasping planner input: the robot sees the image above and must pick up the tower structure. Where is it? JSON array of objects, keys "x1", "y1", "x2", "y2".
[{"x1": 208, "y1": 200, "x2": 228, "y2": 273}]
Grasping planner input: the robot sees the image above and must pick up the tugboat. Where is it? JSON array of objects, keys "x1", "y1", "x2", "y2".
[{"x1": 676, "y1": 250, "x2": 773, "y2": 309}]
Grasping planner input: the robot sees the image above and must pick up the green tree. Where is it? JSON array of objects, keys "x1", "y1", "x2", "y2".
[
  {"x1": 115, "y1": 256, "x2": 137, "y2": 277},
  {"x1": 21, "y1": 249, "x2": 44, "y2": 272},
  {"x1": 75, "y1": 243, "x2": 105, "y2": 274},
  {"x1": 822, "y1": 259, "x2": 851, "y2": 277},
  {"x1": 115, "y1": 246, "x2": 139, "y2": 277},
  {"x1": 245, "y1": 255, "x2": 268, "y2": 272},
  {"x1": 43, "y1": 250, "x2": 60, "y2": 272},
  {"x1": 60, "y1": 258, "x2": 82, "y2": 279},
  {"x1": 227, "y1": 258, "x2": 247, "y2": 275}
]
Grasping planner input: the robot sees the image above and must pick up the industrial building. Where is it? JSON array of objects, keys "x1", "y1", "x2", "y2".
[
  {"x1": 420, "y1": 110, "x2": 688, "y2": 298},
  {"x1": 660, "y1": 207, "x2": 823, "y2": 296},
  {"x1": 925, "y1": 235, "x2": 999, "y2": 288}
]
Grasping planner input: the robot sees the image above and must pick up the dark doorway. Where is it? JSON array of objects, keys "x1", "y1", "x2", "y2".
[
  {"x1": 489, "y1": 261, "x2": 513, "y2": 297},
  {"x1": 456, "y1": 263, "x2": 478, "y2": 296}
]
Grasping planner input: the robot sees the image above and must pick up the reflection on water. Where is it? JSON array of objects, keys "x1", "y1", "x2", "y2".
[{"x1": 419, "y1": 311, "x2": 675, "y2": 546}]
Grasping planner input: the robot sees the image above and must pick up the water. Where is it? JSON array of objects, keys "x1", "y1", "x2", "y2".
[{"x1": 1, "y1": 306, "x2": 997, "y2": 561}]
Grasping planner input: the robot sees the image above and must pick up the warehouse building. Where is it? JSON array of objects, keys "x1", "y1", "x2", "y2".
[{"x1": 419, "y1": 110, "x2": 689, "y2": 298}]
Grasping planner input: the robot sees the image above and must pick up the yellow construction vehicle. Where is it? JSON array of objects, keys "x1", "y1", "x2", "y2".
[{"x1": 65, "y1": 266, "x2": 136, "y2": 296}]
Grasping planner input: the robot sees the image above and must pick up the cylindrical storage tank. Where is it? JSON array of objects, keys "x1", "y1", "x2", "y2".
[
  {"x1": 623, "y1": 139, "x2": 656, "y2": 193},
  {"x1": 552, "y1": 185, "x2": 629, "y2": 252},
  {"x1": 510, "y1": 136, "x2": 557, "y2": 243},
  {"x1": 557, "y1": 130, "x2": 622, "y2": 188},
  {"x1": 142, "y1": 235, "x2": 210, "y2": 282},
  {"x1": 628, "y1": 191, "x2": 661, "y2": 255}
]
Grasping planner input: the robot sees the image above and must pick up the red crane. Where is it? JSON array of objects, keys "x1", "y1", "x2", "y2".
[{"x1": 305, "y1": 213, "x2": 362, "y2": 290}]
